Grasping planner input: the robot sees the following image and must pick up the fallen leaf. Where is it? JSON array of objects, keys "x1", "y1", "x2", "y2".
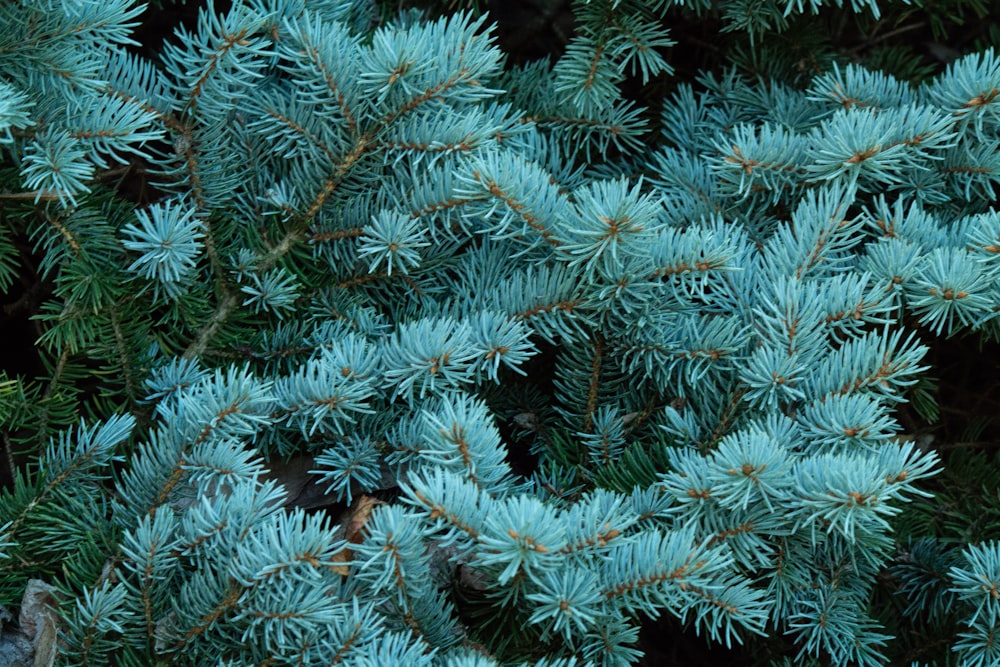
[
  {"x1": 18, "y1": 580, "x2": 59, "y2": 667},
  {"x1": 331, "y1": 495, "x2": 384, "y2": 576}
]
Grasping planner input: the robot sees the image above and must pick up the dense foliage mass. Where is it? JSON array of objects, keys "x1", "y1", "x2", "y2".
[{"x1": 1, "y1": 0, "x2": 999, "y2": 665}]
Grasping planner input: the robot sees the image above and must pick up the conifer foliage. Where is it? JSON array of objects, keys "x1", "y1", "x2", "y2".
[{"x1": 1, "y1": 0, "x2": 999, "y2": 665}]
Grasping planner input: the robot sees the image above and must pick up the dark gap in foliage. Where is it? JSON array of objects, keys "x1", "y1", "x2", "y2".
[
  {"x1": 129, "y1": 0, "x2": 234, "y2": 61},
  {"x1": 637, "y1": 613, "x2": 756, "y2": 666}
]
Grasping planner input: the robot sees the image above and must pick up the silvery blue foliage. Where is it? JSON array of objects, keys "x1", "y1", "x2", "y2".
[{"x1": 1, "y1": 0, "x2": 999, "y2": 666}]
